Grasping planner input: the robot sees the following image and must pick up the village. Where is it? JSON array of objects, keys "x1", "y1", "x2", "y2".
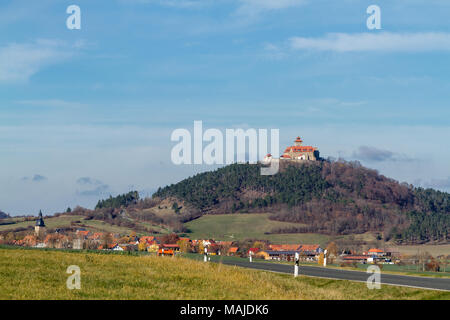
[{"x1": 3, "y1": 211, "x2": 403, "y2": 267}]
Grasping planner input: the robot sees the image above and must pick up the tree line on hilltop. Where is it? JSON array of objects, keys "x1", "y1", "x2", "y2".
[{"x1": 153, "y1": 160, "x2": 449, "y2": 244}]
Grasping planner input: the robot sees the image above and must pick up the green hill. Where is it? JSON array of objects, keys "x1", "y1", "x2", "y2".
[
  {"x1": 154, "y1": 160, "x2": 450, "y2": 244},
  {"x1": 0, "y1": 210, "x2": 9, "y2": 219}
]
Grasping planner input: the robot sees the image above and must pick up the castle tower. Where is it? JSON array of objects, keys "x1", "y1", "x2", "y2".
[
  {"x1": 294, "y1": 136, "x2": 303, "y2": 146},
  {"x1": 35, "y1": 210, "x2": 46, "y2": 237},
  {"x1": 263, "y1": 153, "x2": 272, "y2": 163}
]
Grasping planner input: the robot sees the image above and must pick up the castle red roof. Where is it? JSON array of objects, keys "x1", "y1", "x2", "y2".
[{"x1": 284, "y1": 146, "x2": 316, "y2": 153}]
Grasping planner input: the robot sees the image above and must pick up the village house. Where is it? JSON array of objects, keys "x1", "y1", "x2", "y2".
[
  {"x1": 207, "y1": 243, "x2": 220, "y2": 255},
  {"x1": 340, "y1": 248, "x2": 397, "y2": 264},
  {"x1": 299, "y1": 244, "x2": 323, "y2": 261},
  {"x1": 342, "y1": 255, "x2": 369, "y2": 264},
  {"x1": 98, "y1": 243, "x2": 114, "y2": 250},
  {"x1": 161, "y1": 243, "x2": 180, "y2": 253},
  {"x1": 112, "y1": 244, "x2": 125, "y2": 251},
  {"x1": 269, "y1": 244, "x2": 302, "y2": 251},
  {"x1": 247, "y1": 248, "x2": 260, "y2": 257},
  {"x1": 146, "y1": 241, "x2": 160, "y2": 253},
  {"x1": 269, "y1": 244, "x2": 322, "y2": 259},
  {"x1": 258, "y1": 244, "x2": 323, "y2": 261},
  {"x1": 120, "y1": 243, "x2": 138, "y2": 251},
  {"x1": 15, "y1": 235, "x2": 38, "y2": 247},
  {"x1": 72, "y1": 238, "x2": 83, "y2": 250},
  {"x1": 158, "y1": 244, "x2": 181, "y2": 256},
  {"x1": 363, "y1": 248, "x2": 385, "y2": 256},
  {"x1": 257, "y1": 250, "x2": 299, "y2": 261},
  {"x1": 228, "y1": 247, "x2": 239, "y2": 256},
  {"x1": 139, "y1": 236, "x2": 155, "y2": 244},
  {"x1": 44, "y1": 233, "x2": 71, "y2": 249}
]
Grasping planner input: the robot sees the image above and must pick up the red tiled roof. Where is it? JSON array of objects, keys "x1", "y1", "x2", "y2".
[
  {"x1": 77, "y1": 230, "x2": 90, "y2": 236},
  {"x1": 99, "y1": 243, "x2": 117, "y2": 250},
  {"x1": 270, "y1": 244, "x2": 301, "y2": 251},
  {"x1": 228, "y1": 247, "x2": 239, "y2": 253},
  {"x1": 300, "y1": 244, "x2": 320, "y2": 252},
  {"x1": 284, "y1": 146, "x2": 316, "y2": 153},
  {"x1": 368, "y1": 248, "x2": 383, "y2": 253},
  {"x1": 343, "y1": 255, "x2": 368, "y2": 260},
  {"x1": 140, "y1": 236, "x2": 156, "y2": 243},
  {"x1": 90, "y1": 232, "x2": 104, "y2": 240}
]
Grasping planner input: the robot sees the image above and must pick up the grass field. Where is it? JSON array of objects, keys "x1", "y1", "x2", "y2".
[
  {"x1": 0, "y1": 214, "x2": 161, "y2": 236},
  {"x1": 0, "y1": 215, "x2": 86, "y2": 232},
  {"x1": 184, "y1": 213, "x2": 337, "y2": 246},
  {"x1": 1, "y1": 247, "x2": 448, "y2": 300},
  {"x1": 389, "y1": 244, "x2": 450, "y2": 257}
]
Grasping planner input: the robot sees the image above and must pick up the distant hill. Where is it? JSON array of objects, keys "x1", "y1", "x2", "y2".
[
  {"x1": 153, "y1": 160, "x2": 449, "y2": 244},
  {"x1": 0, "y1": 211, "x2": 9, "y2": 219}
]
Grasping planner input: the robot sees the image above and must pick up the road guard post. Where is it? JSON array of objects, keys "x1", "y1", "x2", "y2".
[{"x1": 294, "y1": 252, "x2": 299, "y2": 277}]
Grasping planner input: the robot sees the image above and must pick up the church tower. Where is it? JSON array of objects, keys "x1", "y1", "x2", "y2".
[{"x1": 35, "y1": 210, "x2": 46, "y2": 237}]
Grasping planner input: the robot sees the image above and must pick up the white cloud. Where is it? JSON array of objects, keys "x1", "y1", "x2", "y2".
[
  {"x1": 263, "y1": 43, "x2": 286, "y2": 60},
  {"x1": 290, "y1": 32, "x2": 450, "y2": 52},
  {"x1": 15, "y1": 99, "x2": 87, "y2": 109},
  {"x1": 0, "y1": 39, "x2": 79, "y2": 84}
]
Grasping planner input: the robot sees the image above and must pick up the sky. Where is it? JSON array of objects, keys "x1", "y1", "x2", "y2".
[{"x1": 1, "y1": 0, "x2": 449, "y2": 215}]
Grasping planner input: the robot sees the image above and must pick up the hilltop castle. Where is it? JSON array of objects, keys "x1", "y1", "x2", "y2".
[
  {"x1": 263, "y1": 136, "x2": 320, "y2": 163},
  {"x1": 280, "y1": 136, "x2": 319, "y2": 161}
]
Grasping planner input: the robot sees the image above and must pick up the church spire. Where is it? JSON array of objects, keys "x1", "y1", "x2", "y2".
[{"x1": 36, "y1": 210, "x2": 45, "y2": 227}]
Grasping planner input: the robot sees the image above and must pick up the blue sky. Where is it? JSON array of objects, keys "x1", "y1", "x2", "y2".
[{"x1": 1, "y1": 0, "x2": 449, "y2": 215}]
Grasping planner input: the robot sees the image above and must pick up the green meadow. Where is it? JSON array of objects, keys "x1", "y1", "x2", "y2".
[
  {"x1": 0, "y1": 247, "x2": 448, "y2": 300},
  {"x1": 184, "y1": 213, "x2": 337, "y2": 246}
]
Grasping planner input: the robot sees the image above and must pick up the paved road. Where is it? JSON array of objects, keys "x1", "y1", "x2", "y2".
[{"x1": 216, "y1": 259, "x2": 450, "y2": 291}]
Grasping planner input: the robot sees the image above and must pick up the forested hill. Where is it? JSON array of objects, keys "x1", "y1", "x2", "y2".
[
  {"x1": 0, "y1": 210, "x2": 9, "y2": 219},
  {"x1": 153, "y1": 160, "x2": 449, "y2": 243}
]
